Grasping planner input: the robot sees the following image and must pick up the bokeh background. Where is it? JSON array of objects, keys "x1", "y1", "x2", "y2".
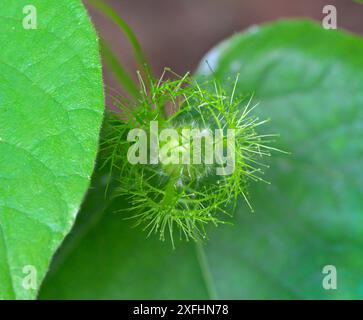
[
  {"x1": 38, "y1": 0, "x2": 363, "y2": 299},
  {"x1": 86, "y1": 0, "x2": 363, "y2": 80}
]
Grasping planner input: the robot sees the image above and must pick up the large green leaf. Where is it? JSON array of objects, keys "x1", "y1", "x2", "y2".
[
  {"x1": 40, "y1": 20, "x2": 363, "y2": 299},
  {"x1": 0, "y1": 0, "x2": 104, "y2": 299}
]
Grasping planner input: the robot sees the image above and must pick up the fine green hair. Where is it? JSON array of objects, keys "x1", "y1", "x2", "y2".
[
  {"x1": 101, "y1": 70, "x2": 278, "y2": 246},
  {"x1": 91, "y1": 0, "x2": 282, "y2": 246}
]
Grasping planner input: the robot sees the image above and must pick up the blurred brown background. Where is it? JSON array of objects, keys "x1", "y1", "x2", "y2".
[{"x1": 85, "y1": 0, "x2": 363, "y2": 85}]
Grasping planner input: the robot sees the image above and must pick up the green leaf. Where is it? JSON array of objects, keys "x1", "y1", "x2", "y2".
[
  {"x1": 38, "y1": 167, "x2": 211, "y2": 299},
  {"x1": 0, "y1": 0, "x2": 104, "y2": 299},
  {"x1": 39, "y1": 20, "x2": 363, "y2": 299}
]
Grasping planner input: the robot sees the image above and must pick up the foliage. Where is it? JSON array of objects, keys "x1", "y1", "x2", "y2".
[
  {"x1": 40, "y1": 20, "x2": 363, "y2": 299},
  {"x1": 0, "y1": 0, "x2": 104, "y2": 299}
]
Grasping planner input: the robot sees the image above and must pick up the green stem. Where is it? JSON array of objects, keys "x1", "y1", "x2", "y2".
[
  {"x1": 195, "y1": 240, "x2": 218, "y2": 299},
  {"x1": 100, "y1": 40, "x2": 140, "y2": 98},
  {"x1": 89, "y1": 0, "x2": 152, "y2": 79},
  {"x1": 161, "y1": 170, "x2": 179, "y2": 206}
]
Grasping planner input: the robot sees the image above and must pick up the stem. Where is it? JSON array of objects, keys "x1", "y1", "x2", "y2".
[
  {"x1": 100, "y1": 40, "x2": 140, "y2": 98},
  {"x1": 195, "y1": 240, "x2": 218, "y2": 299},
  {"x1": 89, "y1": 0, "x2": 152, "y2": 79},
  {"x1": 161, "y1": 169, "x2": 179, "y2": 206}
]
